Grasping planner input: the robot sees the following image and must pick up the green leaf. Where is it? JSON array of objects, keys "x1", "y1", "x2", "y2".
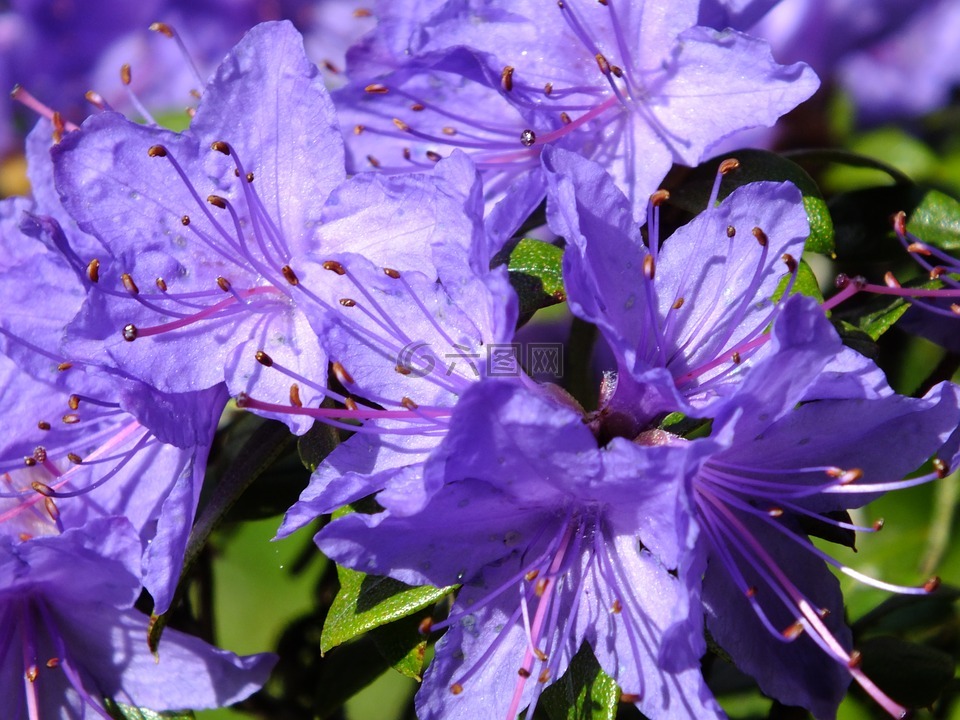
[
  {"x1": 298, "y1": 413, "x2": 341, "y2": 472},
  {"x1": 772, "y1": 258, "x2": 823, "y2": 303},
  {"x1": 906, "y1": 188, "x2": 960, "y2": 252},
  {"x1": 541, "y1": 644, "x2": 620, "y2": 720},
  {"x1": 496, "y1": 237, "x2": 566, "y2": 318},
  {"x1": 831, "y1": 320, "x2": 880, "y2": 359},
  {"x1": 856, "y1": 636, "x2": 954, "y2": 708},
  {"x1": 104, "y1": 699, "x2": 194, "y2": 720},
  {"x1": 370, "y1": 609, "x2": 432, "y2": 680},
  {"x1": 321, "y1": 564, "x2": 454, "y2": 653},
  {"x1": 671, "y1": 149, "x2": 835, "y2": 255}
]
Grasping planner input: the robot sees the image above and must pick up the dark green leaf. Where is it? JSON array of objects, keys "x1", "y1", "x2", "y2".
[
  {"x1": 857, "y1": 635, "x2": 954, "y2": 708},
  {"x1": 104, "y1": 699, "x2": 194, "y2": 720},
  {"x1": 797, "y1": 510, "x2": 856, "y2": 550},
  {"x1": 855, "y1": 298, "x2": 911, "y2": 342},
  {"x1": 370, "y1": 609, "x2": 432, "y2": 680},
  {"x1": 496, "y1": 237, "x2": 566, "y2": 317},
  {"x1": 788, "y1": 144, "x2": 916, "y2": 187},
  {"x1": 772, "y1": 258, "x2": 823, "y2": 303},
  {"x1": 671, "y1": 149, "x2": 835, "y2": 255},
  {"x1": 541, "y1": 644, "x2": 620, "y2": 720},
  {"x1": 298, "y1": 415, "x2": 341, "y2": 472},
  {"x1": 321, "y1": 564, "x2": 454, "y2": 653},
  {"x1": 852, "y1": 585, "x2": 960, "y2": 636},
  {"x1": 906, "y1": 188, "x2": 960, "y2": 252}
]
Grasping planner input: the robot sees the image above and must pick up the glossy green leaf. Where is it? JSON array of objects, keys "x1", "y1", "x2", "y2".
[
  {"x1": 370, "y1": 610, "x2": 432, "y2": 680},
  {"x1": 772, "y1": 258, "x2": 823, "y2": 303},
  {"x1": 321, "y1": 564, "x2": 454, "y2": 653},
  {"x1": 906, "y1": 188, "x2": 960, "y2": 252},
  {"x1": 671, "y1": 149, "x2": 835, "y2": 255},
  {"x1": 298, "y1": 414, "x2": 341, "y2": 472},
  {"x1": 105, "y1": 700, "x2": 194, "y2": 720},
  {"x1": 496, "y1": 237, "x2": 566, "y2": 317},
  {"x1": 541, "y1": 644, "x2": 620, "y2": 720},
  {"x1": 857, "y1": 635, "x2": 954, "y2": 708}
]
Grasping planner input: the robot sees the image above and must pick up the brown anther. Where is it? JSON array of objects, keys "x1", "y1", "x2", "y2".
[
  {"x1": 643, "y1": 254, "x2": 655, "y2": 281},
  {"x1": 538, "y1": 669, "x2": 551, "y2": 683},
  {"x1": 62, "y1": 414, "x2": 80, "y2": 424},
  {"x1": 872, "y1": 518, "x2": 885, "y2": 531},
  {"x1": 323, "y1": 260, "x2": 346, "y2": 275},
  {"x1": 557, "y1": 0, "x2": 565, "y2": 7},
  {"x1": 395, "y1": 364, "x2": 411, "y2": 375},
  {"x1": 339, "y1": 298, "x2": 356, "y2": 307},
  {"x1": 383, "y1": 267, "x2": 401, "y2": 279},
  {"x1": 281, "y1": 265, "x2": 300, "y2": 286},
  {"x1": 207, "y1": 195, "x2": 227, "y2": 209},
  {"x1": 891, "y1": 210, "x2": 907, "y2": 235},
  {"x1": 442, "y1": 126, "x2": 457, "y2": 136},
  {"x1": 782, "y1": 253, "x2": 798, "y2": 272},
  {"x1": 122, "y1": 324, "x2": 138, "y2": 342},
  {"x1": 364, "y1": 83, "x2": 389, "y2": 94},
  {"x1": 620, "y1": 693, "x2": 641, "y2": 703},
  {"x1": 767, "y1": 506, "x2": 783, "y2": 517},
  {"x1": 410, "y1": 103, "x2": 425, "y2": 111},
  {"x1": 367, "y1": 154, "x2": 381, "y2": 168},
  {"x1": 235, "y1": 392, "x2": 250, "y2": 408},
  {"x1": 534, "y1": 578, "x2": 548, "y2": 596},
  {"x1": 907, "y1": 242, "x2": 931, "y2": 256},
  {"x1": 650, "y1": 189, "x2": 670, "y2": 207},
  {"x1": 847, "y1": 650, "x2": 863, "y2": 668},
  {"x1": 393, "y1": 117, "x2": 410, "y2": 132},
  {"x1": 611, "y1": 598, "x2": 622, "y2": 614},
  {"x1": 187, "y1": 104, "x2": 198, "y2": 115},
  {"x1": 544, "y1": 82, "x2": 553, "y2": 96},
  {"x1": 501, "y1": 66, "x2": 515, "y2": 92},
  {"x1": 819, "y1": 607, "x2": 831, "y2": 619},
  {"x1": 533, "y1": 648, "x2": 548, "y2": 662},
  {"x1": 44, "y1": 496, "x2": 60, "y2": 521},
  {"x1": 344, "y1": 397, "x2": 359, "y2": 412},
  {"x1": 782, "y1": 621, "x2": 804, "y2": 639},
  {"x1": 57, "y1": 362, "x2": 73, "y2": 371},
  {"x1": 726, "y1": 225, "x2": 736, "y2": 238},
  {"x1": 560, "y1": 111, "x2": 572, "y2": 125},
  {"x1": 952, "y1": 304, "x2": 960, "y2": 316},
  {"x1": 598, "y1": 0, "x2": 608, "y2": 5},
  {"x1": 354, "y1": 7, "x2": 373, "y2": 17},
  {"x1": 884, "y1": 271, "x2": 901, "y2": 288},
  {"x1": 246, "y1": 172, "x2": 254, "y2": 183},
  {"x1": 745, "y1": 586, "x2": 757, "y2": 598},
  {"x1": 31, "y1": 481, "x2": 55, "y2": 497},
  {"x1": 332, "y1": 362, "x2": 354, "y2": 385},
  {"x1": 18, "y1": 533, "x2": 31, "y2": 541},
  {"x1": 718, "y1": 158, "x2": 740, "y2": 175},
  {"x1": 37, "y1": 421, "x2": 51, "y2": 431},
  {"x1": 450, "y1": 683, "x2": 464, "y2": 695},
  {"x1": 67, "y1": 453, "x2": 82, "y2": 465},
  {"x1": 924, "y1": 576, "x2": 942, "y2": 592},
  {"x1": 418, "y1": 617, "x2": 434, "y2": 635},
  {"x1": 839, "y1": 468, "x2": 863, "y2": 485},
  {"x1": 611, "y1": 65, "x2": 623, "y2": 77},
  {"x1": 752, "y1": 227, "x2": 768, "y2": 247},
  {"x1": 401, "y1": 397, "x2": 419, "y2": 410},
  {"x1": 217, "y1": 276, "x2": 231, "y2": 293},
  {"x1": 826, "y1": 467, "x2": 844, "y2": 478},
  {"x1": 34, "y1": 447, "x2": 47, "y2": 463},
  {"x1": 525, "y1": 569, "x2": 540, "y2": 581},
  {"x1": 120, "y1": 64, "x2": 132, "y2": 86},
  {"x1": 211, "y1": 140, "x2": 230, "y2": 155},
  {"x1": 180, "y1": 215, "x2": 190, "y2": 226},
  {"x1": 45, "y1": 657, "x2": 60, "y2": 669},
  {"x1": 26, "y1": 665, "x2": 38, "y2": 682},
  {"x1": 520, "y1": 129, "x2": 536, "y2": 147},
  {"x1": 933, "y1": 457, "x2": 949, "y2": 479},
  {"x1": 84, "y1": 90, "x2": 105, "y2": 108},
  {"x1": 121, "y1": 273, "x2": 139, "y2": 295},
  {"x1": 671, "y1": 297, "x2": 685, "y2": 310},
  {"x1": 149, "y1": 21, "x2": 175, "y2": 37},
  {"x1": 426, "y1": 150, "x2": 442, "y2": 162},
  {"x1": 731, "y1": 351, "x2": 741, "y2": 365},
  {"x1": 148, "y1": 144, "x2": 168, "y2": 158},
  {"x1": 23, "y1": 457, "x2": 36, "y2": 467},
  {"x1": 930, "y1": 266, "x2": 946, "y2": 280},
  {"x1": 86, "y1": 259, "x2": 100, "y2": 283},
  {"x1": 518, "y1": 667, "x2": 532, "y2": 678},
  {"x1": 289, "y1": 383, "x2": 302, "y2": 407},
  {"x1": 68, "y1": 394, "x2": 80, "y2": 410},
  {"x1": 403, "y1": 147, "x2": 412, "y2": 161},
  {"x1": 595, "y1": 53, "x2": 611, "y2": 74},
  {"x1": 51, "y1": 112, "x2": 64, "y2": 143},
  {"x1": 255, "y1": 350, "x2": 273, "y2": 367}
]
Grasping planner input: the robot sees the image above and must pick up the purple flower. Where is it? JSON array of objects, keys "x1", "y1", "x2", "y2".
[
  {"x1": 0, "y1": 517, "x2": 275, "y2": 718},
  {"x1": 334, "y1": 0, "x2": 818, "y2": 216},
  {"x1": 318, "y1": 379, "x2": 723, "y2": 720}
]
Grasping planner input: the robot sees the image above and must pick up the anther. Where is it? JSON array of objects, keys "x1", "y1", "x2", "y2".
[
  {"x1": 367, "y1": 155, "x2": 381, "y2": 168},
  {"x1": 393, "y1": 118, "x2": 410, "y2": 132},
  {"x1": 353, "y1": 8, "x2": 373, "y2": 17},
  {"x1": 33, "y1": 447, "x2": 47, "y2": 463},
  {"x1": 782, "y1": 621, "x2": 804, "y2": 639},
  {"x1": 31, "y1": 482, "x2": 55, "y2": 497},
  {"x1": 538, "y1": 669, "x2": 551, "y2": 683},
  {"x1": 426, "y1": 151, "x2": 442, "y2": 162},
  {"x1": 520, "y1": 129, "x2": 536, "y2": 147},
  {"x1": 450, "y1": 683, "x2": 464, "y2": 695},
  {"x1": 924, "y1": 576, "x2": 941, "y2": 592},
  {"x1": 211, "y1": 140, "x2": 230, "y2": 154},
  {"x1": 611, "y1": 599, "x2": 622, "y2": 613},
  {"x1": 726, "y1": 225, "x2": 736, "y2": 238},
  {"x1": 37, "y1": 421, "x2": 50, "y2": 431},
  {"x1": 281, "y1": 265, "x2": 299, "y2": 286},
  {"x1": 149, "y1": 21, "x2": 175, "y2": 38},
  {"x1": 731, "y1": 351, "x2": 741, "y2": 365},
  {"x1": 518, "y1": 667, "x2": 531, "y2": 678},
  {"x1": 147, "y1": 145, "x2": 168, "y2": 158},
  {"x1": 403, "y1": 148, "x2": 412, "y2": 160},
  {"x1": 180, "y1": 215, "x2": 190, "y2": 226},
  {"x1": 884, "y1": 271, "x2": 901, "y2": 288},
  {"x1": 395, "y1": 364, "x2": 411, "y2": 375},
  {"x1": 595, "y1": 53, "x2": 611, "y2": 75},
  {"x1": 752, "y1": 227, "x2": 768, "y2": 247},
  {"x1": 383, "y1": 267, "x2": 401, "y2": 279},
  {"x1": 344, "y1": 397, "x2": 359, "y2": 412},
  {"x1": 410, "y1": 103, "x2": 425, "y2": 111},
  {"x1": 44, "y1": 497, "x2": 60, "y2": 521},
  {"x1": 501, "y1": 66, "x2": 514, "y2": 92},
  {"x1": 323, "y1": 260, "x2": 346, "y2": 275},
  {"x1": 68, "y1": 395, "x2": 80, "y2": 410},
  {"x1": 952, "y1": 304, "x2": 960, "y2": 315},
  {"x1": 235, "y1": 392, "x2": 250, "y2": 408},
  {"x1": 23, "y1": 457, "x2": 36, "y2": 467},
  {"x1": 217, "y1": 276, "x2": 231, "y2": 292},
  {"x1": 255, "y1": 350, "x2": 273, "y2": 367},
  {"x1": 643, "y1": 254, "x2": 655, "y2": 280},
  {"x1": 847, "y1": 650, "x2": 863, "y2": 668},
  {"x1": 650, "y1": 189, "x2": 670, "y2": 207},
  {"x1": 86, "y1": 259, "x2": 100, "y2": 283},
  {"x1": 339, "y1": 298, "x2": 356, "y2": 307},
  {"x1": 872, "y1": 518, "x2": 885, "y2": 531},
  {"x1": 839, "y1": 468, "x2": 863, "y2": 485},
  {"x1": 672, "y1": 297, "x2": 684, "y2": 309},
  {"x1": 621, "y1": 693, "x2": 641, "y2": 703},
  {"x1": 67, "y1": 453, "x2": 82, "y2": 465},
  {"x1": 122, "y1": 324, "x2": 138, "y2": 342},
  {"x1": 718, "y1": 158, "x2": 740, "y2": 175},
  {"x1": 891, "y1": 210, "x2": 907, "y2": 235},
  {"x1": 120, "y1": 64, "x2": 132, "y2": 86},
  {"x1": 534, "y1": 578, "x2": 548, "y2": 596},
  {"x1": 364, "y1": 83, "x2": 389, "y2": 94},
  {"x1": 51, "y1": 112, "x2": 64, "y2": 143},
  {"x1": 332, "y1": 362, "x2": 354, "y2": 385},
  {"x1": 767, "y1": 506, "x2": 783, "y2": 517},
  {"x1": 611, "y1": 65, "x2": 623, "y2": 77},
  {"x1": 930, "y1": 266, "x2": 946, "y2": 280},
  {"x1": 782, "y1": 254, "x2": 798, "y2": 273},
  {"x1": 401, "y1": 397, "x2": 419, "y2": 410},
  {"x1": 819, "y1": 607, "x2": 831, "y2": 619},
  {"x1": 207, "y1": 195, "x2": 227, "y2": 209},
  {"x1": 933, "y1": 458, "x2": 949, "y2": 479},
  {"x1": 442, "y1": 126, "x2": 456, "y2": 136},
  {"x1": 907, "y1": 242, "x2": 931, "y2": 256},
  {"x1": 62, "y1": 414, "x2": 79, "y2": 424},
  {"x1": 353, "y1": 125, "x2": 365, "y2": 135},
  {"x1": 525, "y1": 569, "x2": 539, "y2": 581},
  {"x1": 745, "y1": 586, "x2": 757, "y2": 598},
  {"x1": 57, "y1": 362, "x2": 72, "y2": 372},
  {"x1": 121, "y1": 273, "x2": 139, "y2": 295},
  {"x1": 45, "y1": 658, "x2": 60, "y2": 669},
  {"x1": 560, "y1": 112, "x2": 572, "y2": 125},
  {"x1": 544, "y1": 82, "x2": 553, "y2": 96},
  {"x1": 25, "y1": 665, "x2": 38, "y2": 682},
  {"x1": 418, "y1": 617, "x2": 434, "y2": 635},
  {"x1": 289, "y1": 384, "x2": 302, "y2": 407}
]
